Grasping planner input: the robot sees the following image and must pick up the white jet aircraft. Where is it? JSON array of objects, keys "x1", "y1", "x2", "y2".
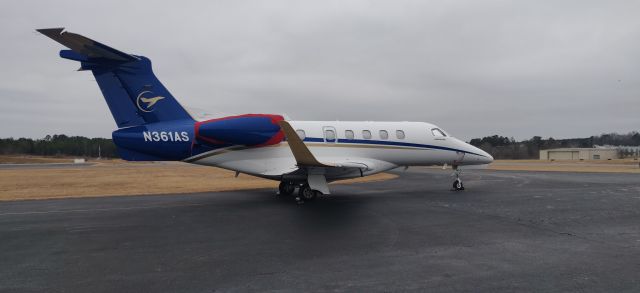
[{"x1": 38, "y1": 28, "x2": 493, "y2": 202}]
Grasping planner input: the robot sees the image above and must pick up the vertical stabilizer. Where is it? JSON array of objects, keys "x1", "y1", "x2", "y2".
[{"x1": 37, "y1": 28, "x2": 193, "y2": 128}]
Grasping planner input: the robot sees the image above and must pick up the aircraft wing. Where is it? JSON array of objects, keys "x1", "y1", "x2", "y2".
[
  {"x1": 278, "y1": 119, "x2": 396, "y2": 168},
  {"x1": 258, "y1": 157, "x2": 385, "y2": 176},
  {"x1": 277, "y1": 120, "x2": 335, "y2": 168},
  {"x1": 268, "y1": 121, "x2": 400, "y2": 194}
]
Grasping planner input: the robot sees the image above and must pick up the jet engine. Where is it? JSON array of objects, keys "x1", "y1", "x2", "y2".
[{"x1": 195, "y1": 114, "x2": 285, "y2": 147}]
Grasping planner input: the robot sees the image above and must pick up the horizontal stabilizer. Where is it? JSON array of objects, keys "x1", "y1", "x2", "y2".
[{"x1": 37, "y1": 28, "x2": 137, "y2": 62}]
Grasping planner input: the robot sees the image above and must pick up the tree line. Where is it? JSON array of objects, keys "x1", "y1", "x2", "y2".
[
  {"x1": 1, "y1": 131, "x2": 639, "y2": 160},
  {"x1": 469, "y1": 131, "x2": 640, "y2": 159},
  {"x1": 0, "y1": 134, "x2": 118, "y2": 158}
]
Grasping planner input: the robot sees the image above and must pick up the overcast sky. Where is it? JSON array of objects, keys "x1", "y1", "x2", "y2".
[{"x1": 1, "y1": 0, "x2": 638, "y2": 141}]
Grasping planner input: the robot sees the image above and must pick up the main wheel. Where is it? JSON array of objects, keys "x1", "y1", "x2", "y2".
[
  {"x1": 452, "y1": 179, "x2": 464, "y2": 191},
  {"x1": 298, "y1": 185, "x2": 318, "y2": 201},
  {"x1": 278, "y1": 181, "x2": 295, "y2": 195}
]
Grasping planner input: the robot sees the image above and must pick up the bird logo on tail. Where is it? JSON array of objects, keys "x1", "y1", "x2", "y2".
[{"x1": 136, "y1": 91, "x2": 165, "y2": 112}]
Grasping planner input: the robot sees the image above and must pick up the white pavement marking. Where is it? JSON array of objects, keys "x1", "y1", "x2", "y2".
[{"x1": 0, "y1": 202, "x2": 208, "y2": 216}]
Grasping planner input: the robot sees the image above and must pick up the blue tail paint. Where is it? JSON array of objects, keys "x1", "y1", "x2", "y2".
[
  {"x1": 38, "y1": 28, "x2": 195, "y2": 161},
  {"x1": 39, "y1": 28, "x2": 286, "y2": 162},
  {"x1": 90, "y1": 55, "x2": 193, "y2": 125}
]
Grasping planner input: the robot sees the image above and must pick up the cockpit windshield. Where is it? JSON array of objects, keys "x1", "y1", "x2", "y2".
[{"x1": 431, "y1": 128, "x2": 447, "y2": 137}]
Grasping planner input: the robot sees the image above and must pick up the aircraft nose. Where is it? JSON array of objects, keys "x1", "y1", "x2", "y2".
[
  {"x1": 479, "y1": 149, "x2": 494, "y2": 164},
  {"x1": 464, "y1": 142, "x2": 493, "y2": 165},
  {"x1": 452, "y1": 138, "x2": 493, "y2": 165}
]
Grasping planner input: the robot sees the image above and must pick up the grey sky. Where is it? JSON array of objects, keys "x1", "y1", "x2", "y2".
[{"x1": 1, "y1": 0, "x2": 638, "y2": 141}]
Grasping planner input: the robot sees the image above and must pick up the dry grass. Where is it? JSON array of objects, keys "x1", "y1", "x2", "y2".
[
  {"x1": 0, "y1": 155, "x2": 79, "y2": 164},
  {"x1": 488, "y1": 159, "x2": 640, "y2": 173},
  {"x1": 0, "y1": 161, "x2": 397, "y2": 201},
  {"x1": 4, "y1": 156, "x2": 636, "y2": 201},
  {"x1": 495, "y1": 159, "x2": 640, "y2": 165}
]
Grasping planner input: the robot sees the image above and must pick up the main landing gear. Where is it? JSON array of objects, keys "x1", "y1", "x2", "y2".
[
  {"x1": 278, "y1": 181, "x2": 296, "y2": 196},
  {"x1": 297, "y1": 184, "x2": 321, "y2": 202},
  {"x1": 451, "y1": 167, "x2": 465, "y2": 191},
  {"x1": 278, "y1": 181, "x2": 322, "y2": 203}
]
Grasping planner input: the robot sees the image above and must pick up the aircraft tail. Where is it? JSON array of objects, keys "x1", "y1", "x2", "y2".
[{"x1": 37, "y1": 28, "x2": 193, "y2": 128}]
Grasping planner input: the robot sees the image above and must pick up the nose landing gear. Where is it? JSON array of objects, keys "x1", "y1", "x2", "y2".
[
  {"x1": 452, "y1": 178, "x2": 464, "y2": 191},
  {"x1": 451, "y1": 166, "x2": 465, "y2": 191}
]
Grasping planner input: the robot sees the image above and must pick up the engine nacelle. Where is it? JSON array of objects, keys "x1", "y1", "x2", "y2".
[{"x1": 195, "y1": 114, "x2": 285, "y2": 147}]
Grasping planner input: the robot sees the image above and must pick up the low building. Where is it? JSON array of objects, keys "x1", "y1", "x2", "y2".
[
  {"x1": 539, "y1": 148, "x2": 619, "y2": 160},
  {"x1": 596, "y1": 145, "x2": 640, "y2": 158}
]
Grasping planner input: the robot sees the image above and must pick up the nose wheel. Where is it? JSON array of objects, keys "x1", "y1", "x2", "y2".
[
  {"x1": 452, "y1": 178, "x2": 464, "y2": 191},
  {"x1": 451, "y1": 167, "x2": 465, "y2": 191}
]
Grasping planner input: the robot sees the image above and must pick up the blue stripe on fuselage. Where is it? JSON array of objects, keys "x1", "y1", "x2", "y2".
[{"x1": 301, "y1": 137, "x2": 486, "y2": 157}]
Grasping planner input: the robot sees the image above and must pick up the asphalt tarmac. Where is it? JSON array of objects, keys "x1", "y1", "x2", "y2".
[{"x1": 1, "y1": 169, "x2": 639, "y2": 292}]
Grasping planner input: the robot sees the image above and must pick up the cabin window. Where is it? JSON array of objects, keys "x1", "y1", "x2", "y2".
[
  {"x1": 431, "y1": 128, "x2": 446, "y2": 137},
  {"x1": 379, "y1": 130, "x2": 389, "y2": 140},
  {"x1": 362, "y1": 130, "x2": 372, "y2": 139},
  {"x1": 296, "y1": 129, "x2": 306, "y2": 140},
  {"x1": 345, "y1": 130, "x2": 355, "y2": 140},
  {"x1": 325, "y1": 129, "x2": 336, "y2": 142},
  {"x1": 396, "y1": 130, "x2": 405, "y2": 139}
]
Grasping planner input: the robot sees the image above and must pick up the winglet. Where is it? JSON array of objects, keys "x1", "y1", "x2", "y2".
[{"x1": 278, "y1": 121, "x2": 332, "y2": 167}]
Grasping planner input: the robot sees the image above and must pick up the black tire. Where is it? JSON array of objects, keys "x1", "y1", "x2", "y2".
[
  {"x1": 453, "y1": 179, "x2": 464, "y2": 191},
  {"x1": 278, "y1": 181, "x2": 295, "y2": 195},
  {"x1": 298, "y1": 185, "x2": 317, "y2": 201}
]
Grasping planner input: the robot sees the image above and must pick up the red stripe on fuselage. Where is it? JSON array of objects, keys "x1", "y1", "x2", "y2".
[{"x1": 193, "y1": 113, "x2": 285, "y2": 147}]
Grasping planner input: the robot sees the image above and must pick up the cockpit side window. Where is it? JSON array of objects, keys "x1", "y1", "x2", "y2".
[{"x1": 431, "y1": 128, "x2": 447, "y2": 137}]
